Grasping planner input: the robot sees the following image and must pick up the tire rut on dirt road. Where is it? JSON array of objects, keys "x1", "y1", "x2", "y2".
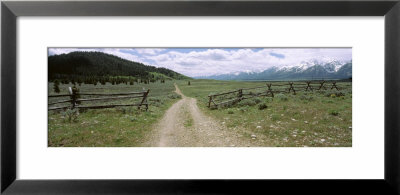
[{"x1": 141, "y1": 84, "x2": 256, "y2": 147}]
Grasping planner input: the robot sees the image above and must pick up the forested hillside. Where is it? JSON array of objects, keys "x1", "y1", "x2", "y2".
[{"x1": 48, "y1": 51, "x2": 189, "y2": 83}]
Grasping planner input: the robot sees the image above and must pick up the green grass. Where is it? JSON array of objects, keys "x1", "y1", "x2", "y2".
[
  {"x1": 49, "y1": 80, "x2": 176, "y2": 97},
  {"x1": 48, "y1": 80, "x2": 179, "y2": 147},
  {"x1": 48, "y1": 79, "x2": 352, "y2": 147},
  {"x1": 177, "y1": 79, "x2": 352, "y2": 147}
]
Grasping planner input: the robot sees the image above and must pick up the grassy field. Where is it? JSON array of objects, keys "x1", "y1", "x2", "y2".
[
  {"x1": 48, "y1": 79, "x2": 352, "y2": 147},
  {"x1": 48, "y1": 81, "x2": 180, "y2": 147},
  {"x1": 177, "y1": 79, "x2": 352, "y2": 147}
]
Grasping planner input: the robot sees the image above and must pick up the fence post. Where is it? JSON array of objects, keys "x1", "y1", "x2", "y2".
[
  {"x1": 238, "y1": 89, "x2": 243, "y2": 100},
  {"x1": 145, "y1": 89, "x2": 150, "y2": 111},
  {"x1": 139, "y1": 89, "x2": 150, "y2": 111},
  {"x1": 305, "y1": 81, "x2": 313, "y2": 91},
  {"x1": 289, "y1": 82, "x2": 296, "y2": 95},
  {"x1": 331, "y1": 82, "x2": 339, "y2": 90},
  {"x1": 208, "y1": 96, "x2": 212, "y2": 108},
  {"x1": 267, "y1": 83, "x2": 274, "y2": 97},
  {"x1": 293, "y1": 83, "x2": 296, "y2": 95},
  {"x1": 68, "y1": 87, "x2": 76, "y2": 109},
  {"x1": 318, "y1": 81, "x2": 326, "y2": 90}
]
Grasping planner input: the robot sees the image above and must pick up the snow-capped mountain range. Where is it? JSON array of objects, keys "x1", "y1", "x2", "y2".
[{"x1": 196, "y1": 60, "x2": 352, "y2": 81}]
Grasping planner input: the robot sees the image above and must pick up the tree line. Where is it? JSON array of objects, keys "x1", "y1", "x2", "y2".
[
  {"x1": 52, "y1": 76, "x2": 167, "y2": 93},
  {"x1": 48, "y1": 51, "x2": 189, "y2": 82},
  {"x1": 51, "y1": 75, "x2": 166, "y2": 85}
]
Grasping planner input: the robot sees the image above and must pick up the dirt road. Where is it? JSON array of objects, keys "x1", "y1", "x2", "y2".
[{"x1": 142, "y1": 84, "x2": 255, "y2": 147}]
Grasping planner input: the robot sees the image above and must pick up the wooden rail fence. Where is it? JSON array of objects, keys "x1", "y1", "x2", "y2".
[
  {"x1": 207, "y1": 81, "x2": 346, "y2": 108},
  {"x1": 48, "y1": 87, "x2": 150, "y2": 111}
]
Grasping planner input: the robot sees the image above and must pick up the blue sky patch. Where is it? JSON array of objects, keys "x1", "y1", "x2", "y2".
[{"x1": 269, "y1": 52, "x2": 285, "y2": 59}]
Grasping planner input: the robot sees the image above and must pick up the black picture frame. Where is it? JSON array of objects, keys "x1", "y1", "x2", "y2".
[{"x1": 1, "y1": 0, "x2": 399, "y2": 194}]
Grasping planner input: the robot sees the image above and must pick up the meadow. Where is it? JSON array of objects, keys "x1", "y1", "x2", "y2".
[
  {"x1": 48, "y1": 81, "x2": 181, "y2": 147},
  {"x1": 48, "y1": 79, "x2": 352, "y2": 147},
  {"x1": 176, "y1": 80, "x2": 352, "y2": 147}
]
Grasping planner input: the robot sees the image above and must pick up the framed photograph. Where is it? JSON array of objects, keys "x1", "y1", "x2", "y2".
[{"x1": 2, "y1": 0, "x2": 399, "y2": 194}]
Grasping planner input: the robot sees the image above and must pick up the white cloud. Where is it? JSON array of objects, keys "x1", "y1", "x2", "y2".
[
  {"x1": 134, "y1": 49, "x2": 165, "y2": 55},
  {"x1": 48, "y1": 48, "x2": 352, "y2": 77},
  {"x1": 100, "y1": 48, "x2": 143, "y2": 63},
  {"x1": 146, "y1": 48, "x2": 351, "y2": 77}
]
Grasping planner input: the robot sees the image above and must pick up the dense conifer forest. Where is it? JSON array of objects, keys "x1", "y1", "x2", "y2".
[{"x1": 48, "y1": 51, "x2": 189, "y2": 84}]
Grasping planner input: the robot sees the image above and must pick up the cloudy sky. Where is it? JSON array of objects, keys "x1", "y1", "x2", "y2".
[{"x1": 48, "y1": 48, "x2": 352, "y2": 77}]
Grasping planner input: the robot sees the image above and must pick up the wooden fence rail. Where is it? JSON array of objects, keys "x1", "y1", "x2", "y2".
[
  {"x1": 48, "y1": 87, "x2": 150, "y2": 111},
  {"x1": 207, "y1": 81, "x2": 346, "y2": 108}
]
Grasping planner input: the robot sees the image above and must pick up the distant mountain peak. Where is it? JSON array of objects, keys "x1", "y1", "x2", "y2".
[{"x1": 196, "y1": 60, "x2": 352, "y2": 81}]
